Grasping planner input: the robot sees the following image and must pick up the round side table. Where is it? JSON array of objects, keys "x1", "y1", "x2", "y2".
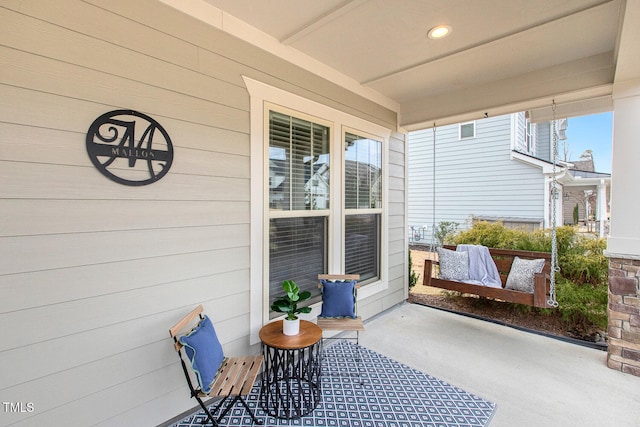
[{"x1": 259, "y1": 320, "x2": 323, "y2": 419}]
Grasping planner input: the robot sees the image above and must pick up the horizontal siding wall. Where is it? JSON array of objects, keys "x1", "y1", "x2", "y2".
[
  {"x1": 0, "y1": 1, "x2": 403, "y2": 426},
  {"x1": 537, "y1": 122, "x2": 552, "y2": 162},
  {"x1": 408, "y1": 115, "x2": 545, "y2": 244}
]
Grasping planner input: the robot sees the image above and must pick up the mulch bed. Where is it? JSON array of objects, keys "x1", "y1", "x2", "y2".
[{"x1": 407, "y1": 291, "x2": 607, "y2": 347}]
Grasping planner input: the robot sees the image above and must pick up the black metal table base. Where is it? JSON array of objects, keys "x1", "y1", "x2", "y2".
[{"x1": 260, "y1": 342, "x2": 322, "y2": 419}]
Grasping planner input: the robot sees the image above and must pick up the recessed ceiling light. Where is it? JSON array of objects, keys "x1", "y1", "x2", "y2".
[{"x1": 427, "y1": 25, "x2": 452, "y2": 39}]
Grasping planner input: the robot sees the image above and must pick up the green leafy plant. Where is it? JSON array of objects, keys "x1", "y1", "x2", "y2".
[
  {"x1": 409, "y1": 247, "x2": 419, "y2": 289},
  {"x1": 573, "y1": 203, "x2": 580, "y2": 225},
  {"x1": 271, "y1": 280, "x2": 312, "y2": 320}
]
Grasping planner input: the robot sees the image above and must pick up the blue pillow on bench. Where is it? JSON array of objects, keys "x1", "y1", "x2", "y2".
[
  {"x1": 319, "y1": 279, "x2": 357, "y2": 318},
  {"x1": 179, "y1": 315, "x2": 225, "y2": 394}
]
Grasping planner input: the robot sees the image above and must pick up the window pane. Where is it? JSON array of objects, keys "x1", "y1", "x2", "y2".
[
  {"x1": 345, "y1": 133, "x2": 382, "y2": 209},
  {"x1": 269, "y1": 216, "x2": 327, "y2": 318},
  {"x1": 460, "y1": 122, "x2": 475, "y2": 139},
  {"x1": 269, "y1": 111, "x2": 330, "y2": 211},
  {"x1": 345, "y1": 214, "x2": 380, "y2": 281}
]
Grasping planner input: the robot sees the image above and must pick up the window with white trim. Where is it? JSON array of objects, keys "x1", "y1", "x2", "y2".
[
  {"x1": 268, "y1": 111, "x2": 330, "y2": 316},
  {"x1": 459, "y1": 121, "x2": 475, "y2": 139},
  {"x1": 344, "y1": 131, "x2": 382, "y2": 281},
  {"x1": 524, "y1": 112, "x2": 537, "y2": 154},
  {"x1": 245, "y1": 78, "x2": 391, "y2": 336}
]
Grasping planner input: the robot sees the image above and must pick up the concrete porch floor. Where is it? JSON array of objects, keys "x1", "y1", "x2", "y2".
[{"x1": 358, "y1": 302, "x2": 640, "y2": 427}]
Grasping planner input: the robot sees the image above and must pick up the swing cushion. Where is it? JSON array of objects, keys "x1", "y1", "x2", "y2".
[
  {"x1": 437, "y1": 247, "x2": 470, "y2": 281},
  {"x1": 179, "y1": 315, "x2": 225, "y2": 394},
  {"x1": 505, "y1": 257, "x2": 546, "y2": 293}
]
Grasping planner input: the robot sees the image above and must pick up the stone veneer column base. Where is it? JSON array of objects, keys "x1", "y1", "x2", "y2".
[{"x1": 607, "y1": 257, "x2": 640, "y2": 376}]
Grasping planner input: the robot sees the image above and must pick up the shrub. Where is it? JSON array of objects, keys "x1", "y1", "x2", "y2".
[
  {"x1": 452, "y1": 221, "x2": 517, "y2": 249},
  {"x1": 453, "y1": 221, "x2": 589, "y2": 273},
  {"x1": 408, "y1": 247, "x2": 419, "y2": 289},
  {"x1": 555, "y1": 277, "x2": 608, "y2": 330},
  {"x1": 559, "y1": 236, "x2": 608, "y2": 285}
]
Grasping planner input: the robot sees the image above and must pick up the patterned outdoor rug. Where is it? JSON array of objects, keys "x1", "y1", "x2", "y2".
[{"x1": 171, "y1": 340, "x2": 497, "y2": 427}]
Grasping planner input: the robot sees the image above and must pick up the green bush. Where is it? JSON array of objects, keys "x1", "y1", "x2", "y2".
[
  {"x1": 559, "y1": 237, "x2": 608, "y2": 285},
  {"x1": 555, "y1": 277, "x2": 608, "y2": 330},
  {"x1": 408, "y1": 247, "x2": 419, "y2": 289},
  {"x1": 452, "y1": 221, "x2": 609, "y2": 332},
  {"x1": 453, "y1": 221, "x2": 517, "y2": 249}
]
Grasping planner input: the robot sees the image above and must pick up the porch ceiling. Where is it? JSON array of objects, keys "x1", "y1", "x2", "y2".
[{"x1": 170, "y1": 0, "x2": 639, "y2": 130}]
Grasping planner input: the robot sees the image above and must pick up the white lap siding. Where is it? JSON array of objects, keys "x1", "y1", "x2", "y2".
[
  {"x1": 0, "y1": 1, "x2": 404, "y2": 425},
  {"x1": 408, "y1": 114, "x2": 545, "y2": 243}
]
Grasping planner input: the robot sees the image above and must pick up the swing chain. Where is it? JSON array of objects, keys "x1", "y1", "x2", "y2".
[
  {"x1": 430, "y1": 124, "x2": 437, "y2": 253},
  {"x1": 548, "y1": 101, "x2": 560, "y2": 308}
]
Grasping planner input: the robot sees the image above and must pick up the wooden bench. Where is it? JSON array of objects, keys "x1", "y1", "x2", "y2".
[{"x1": 423, "y1": 246, "x2": 552, "y2": 308}]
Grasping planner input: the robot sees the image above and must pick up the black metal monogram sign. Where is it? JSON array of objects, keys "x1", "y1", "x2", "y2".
[{"x1": 86, "y1": 110, "x2": 174, "y2": 186}]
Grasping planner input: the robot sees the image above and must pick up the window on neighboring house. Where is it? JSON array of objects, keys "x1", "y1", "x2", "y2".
[
  {"x1": 344, "y1": 132, "x2": 382, "y2": 282},
  {"x1": 525, "y1": 112, "x2": 534, "y2": 153},
  {"x1": 268, "y1": 110, "x2": 330, "y2": 316},
  {"x1": 525, "y1": 120, "x2": 532, "y2": 152},
  {"x1": 459, "y1": 121, "x2": 475, "y2": 139}
]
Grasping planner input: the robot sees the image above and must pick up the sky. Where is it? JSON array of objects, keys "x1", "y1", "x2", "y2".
[{"x1": 562, "y1": 112, "x2": 613, "y2": 173}]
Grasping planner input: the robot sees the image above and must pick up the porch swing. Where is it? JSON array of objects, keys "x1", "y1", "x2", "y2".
[{"x1": 422, "y1": 105, "x2": 561, "y2": 309}]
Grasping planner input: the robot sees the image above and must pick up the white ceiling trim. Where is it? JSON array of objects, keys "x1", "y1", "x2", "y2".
[
  {"x1": 529, "y1": 95, "x2": 613, "y2": 123},
  {"x1": 280, "y1": 0, "x2": 368, "y2": 45},
  {"x1": 402, "y1": 84, "x2": 613, "y2": 131},
  {"x1": 159, "y1": 0, "x2": 400, "y2": 112},
  {"x1": 363, "y1": 1, "x2": 616, "y2": 87}
]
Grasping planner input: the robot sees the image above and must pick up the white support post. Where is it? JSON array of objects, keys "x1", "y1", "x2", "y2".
[{"x1": 597, "y1": 180, "x2": 607, "y2": 237}]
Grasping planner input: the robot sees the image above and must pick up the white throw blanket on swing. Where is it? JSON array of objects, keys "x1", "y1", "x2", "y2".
[{"x1": 456, "y1": 244, "x2": 502, "y2": 288}]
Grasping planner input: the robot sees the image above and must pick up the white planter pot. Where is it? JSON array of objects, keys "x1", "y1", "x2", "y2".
[{"x1": 283, "y1": 318, "x2": 300, "y2": 336}]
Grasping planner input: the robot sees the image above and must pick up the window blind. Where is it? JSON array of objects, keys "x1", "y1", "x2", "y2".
[
  {"x1": 344, "y1": 133, "x2": 382, "y2": 209},
  {"x1": 344, "y1": 132, "x2": 382, "y2": 281},
  {"x1": 269, "y1": 217, "x2": 327, "y2": 318},
  {"x1": 269, "y1": 111, "x2": 330, "y2": 211},
  {"x1": 345, "y1": 214, "x2": 380, "y2": 281}
]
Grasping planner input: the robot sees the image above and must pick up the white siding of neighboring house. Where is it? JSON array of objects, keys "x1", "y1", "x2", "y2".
[
  {"x1": 536, "y1": 122, "x2": 552, "y2": 162},
  {"x1": 408, "y1": 114, "x2": 545, "y2": 243},
  {"x1": 0, "y1": 1, "x2": 405, "y2": 425}
]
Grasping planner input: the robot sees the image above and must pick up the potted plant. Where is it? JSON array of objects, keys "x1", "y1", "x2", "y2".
[{"x1": 271, "y1": 279, "x2": 312, "y2": 335}]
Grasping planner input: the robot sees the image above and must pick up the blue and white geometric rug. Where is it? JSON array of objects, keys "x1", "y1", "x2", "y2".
[{"x1": 171, "y1": 340, "x2": 497, "y2": 427}]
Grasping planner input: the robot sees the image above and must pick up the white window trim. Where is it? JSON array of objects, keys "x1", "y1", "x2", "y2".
[
  {"x1": 459, "y1": 121, "x2": 476, "y2": 140},
  {"x1": 244, "y1": 76, "x2": 391, "y2": 344},
  {"x1": 342, "y1": 126, "x2": 386, "y2": 281},
  {"x1": 510, "y1": 113, "x2": 521, "y2": 151}
]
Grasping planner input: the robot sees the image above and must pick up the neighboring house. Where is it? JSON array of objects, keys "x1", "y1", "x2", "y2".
[
  {"x1": 408, "y1": 113, "x2": 611, "y2": 243},
  {"x1": 561, "y1": 157, "x2": 611, "y2": 234}
]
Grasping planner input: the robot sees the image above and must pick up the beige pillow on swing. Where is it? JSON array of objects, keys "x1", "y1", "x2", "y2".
[
  {"x1": 437, "y1": 247, "x2": 470, "y2": 281},
  {"x1": 505, "y1": 257, "x2": 545, "y2": 293}
]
